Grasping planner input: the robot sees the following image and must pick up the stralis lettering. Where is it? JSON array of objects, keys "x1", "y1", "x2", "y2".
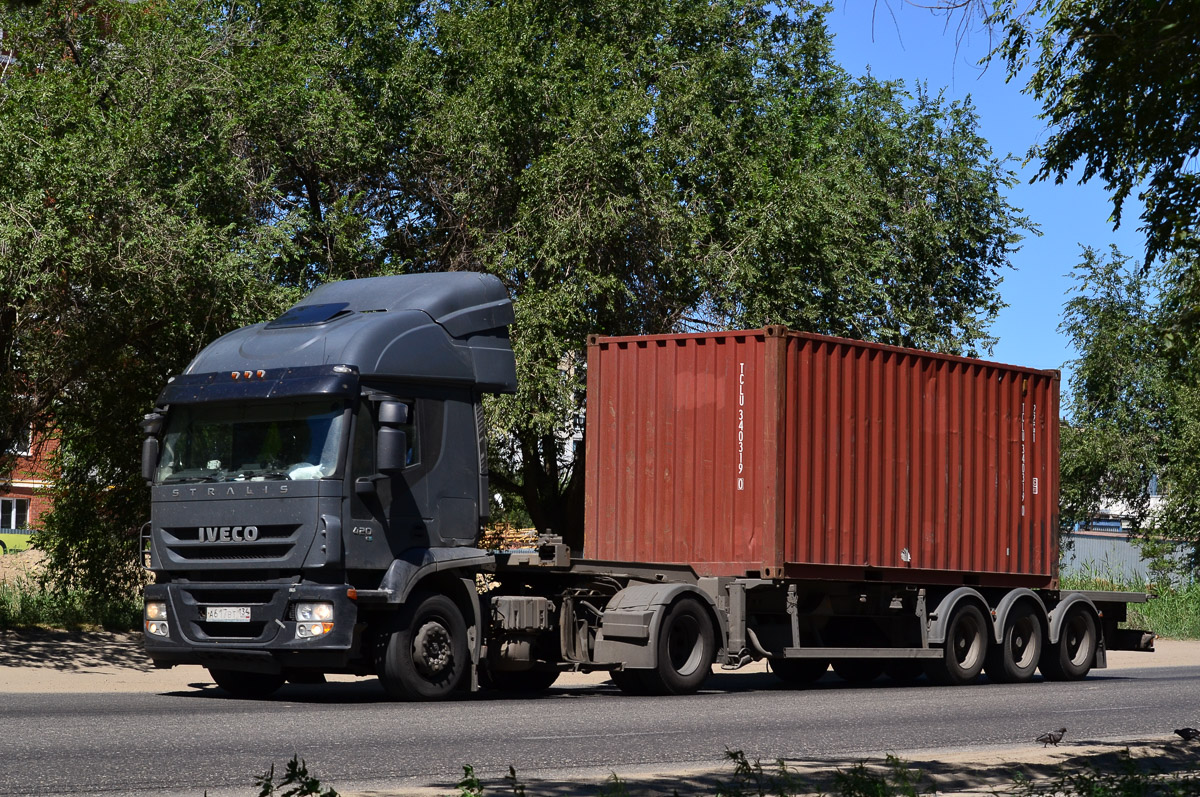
[{"x1": 199, "y1": 526, "x2": 260, "y2": 542}]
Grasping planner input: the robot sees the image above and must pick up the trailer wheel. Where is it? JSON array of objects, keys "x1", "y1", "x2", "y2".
[
  {"x1": 1040, "y1": 606, "x2": 1097, "y2": 681},
  {"x1": 377, "y1": 592, "x2": 468, "y2": 701},
  {"x1": 640, "y1": 597, "x2": 715, "y2": 695},
  {"x1": 207, "y1": 668, "x2": 286, "y2": 699},
  {"x1": 984, "y1": 603, "x2": 1044, "y2": 683},
  {"x1": 769, "y1": 658, "x2": 829, "y2": 686},
  {"x1": 925, "y1": 603, "x2": 987, "y2": 686},
  {"x1": 832, "y1": 658, "x2": 885, "y2": 684}
]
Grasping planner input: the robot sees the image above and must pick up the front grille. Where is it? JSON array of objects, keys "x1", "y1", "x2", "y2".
[
  {"x1": 175, "y1": 583, "x2": 286, "y2": 644},
  {"x1": 160, "y1": 524, "x2": 302, "y2": 565}
]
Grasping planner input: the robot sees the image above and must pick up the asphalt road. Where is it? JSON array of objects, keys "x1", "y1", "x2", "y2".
[{"x1": 1, "y1": 663, "x2": 1198, "y2": 797}]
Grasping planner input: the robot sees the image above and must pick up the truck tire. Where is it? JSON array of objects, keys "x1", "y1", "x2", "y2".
[
  {"x1": 480, "y1": 667, "x2": 560, "y2": 693},
  {"x1": 377, "y1": 592, "x2": 468, "y2": 701},
  {"x1": 832, "y1": 658, "x2": 884, "y2": 684},
  {"x1": 640, "y1": 597, "x2": 716, "y2": 695},
  {"x1": 984, "y1": 602, "x2": 1043, "y2": 683},
  {"x1": 924, "y1": 604, "x2": 987, "y2": 686},
  {"x1": 1039, "y1": 606, "x2": 1097, "y2": 681},
  {"x1": 207, "y1": 668, "x2": 286, "y2": 699},
  {"x1": 770, "y1": 658, "x2": 828, "y2": 686}
]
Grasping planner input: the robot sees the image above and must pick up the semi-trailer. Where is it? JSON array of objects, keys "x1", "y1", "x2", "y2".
[{"x1": 140, "y1": 272, "x2": 1153, "y2": 699}]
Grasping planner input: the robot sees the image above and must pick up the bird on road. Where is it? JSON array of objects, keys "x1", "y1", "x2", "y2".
[
  {"x1": 1175, "y1": 728, "x2": 1200, "y2": 742},
  {"x1": 1037, "y1": 728, "x2": 1066, "y2": 747}
]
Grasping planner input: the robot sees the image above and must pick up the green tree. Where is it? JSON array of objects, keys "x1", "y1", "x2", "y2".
[
  {"x1": 1059, "y1": 246, "x2": 1199, "y2": 581},
  {"x1": 914, "y1": 0, "x2": 1200, "y2": 264},
  {"x1": 399, "y1": 0, "x2": 1028, "y2": 545},
  {"x1": 0, "y1": 0, "x2": 1032, "y2": 594}
]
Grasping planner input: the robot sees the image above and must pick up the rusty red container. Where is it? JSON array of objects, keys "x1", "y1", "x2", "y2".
[{"x1": 583, "y1": 327, "x2": 1060, "y2": 588}]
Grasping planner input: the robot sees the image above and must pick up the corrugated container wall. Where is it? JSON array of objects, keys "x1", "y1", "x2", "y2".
[{"x1": 583, "y1": 327, "x2": 1060, "y2": 588}]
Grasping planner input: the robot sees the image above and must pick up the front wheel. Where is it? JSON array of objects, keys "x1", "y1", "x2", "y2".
[
  {"x1": 1040, "y1": 606, "x2": 1098, "y2": 681},
  {"x1": 924, "y1": 603, "x2": 988, "y2": 686},
  {"x1": 207, "y1": 668, "x2": 286, "y2": 699},
  {"x1": 639, "y1": 597, "x2": 716, "y2": 695},
  {"x1": 377, "y1": 593, "x2": 469, "y2": 701}
]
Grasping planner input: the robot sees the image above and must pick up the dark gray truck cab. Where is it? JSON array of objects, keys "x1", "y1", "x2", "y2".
[{"x1": 141, "y1": 273, "x2": 516, "y2": 698}]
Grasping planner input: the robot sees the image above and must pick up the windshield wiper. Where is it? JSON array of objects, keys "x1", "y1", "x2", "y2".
[
  {"x1": 163, "y1": 474, "x2": 222, "y2": 484},
  {"x1": 245, "y1": 471, "x2": 291, "y2": 480}
]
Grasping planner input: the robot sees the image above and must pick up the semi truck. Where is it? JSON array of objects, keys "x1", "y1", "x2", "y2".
[{"x1": 139, "y1": 272, "x2": 1153, "y2": 700}]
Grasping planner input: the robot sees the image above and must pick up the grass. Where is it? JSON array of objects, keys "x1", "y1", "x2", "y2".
[
  {"x1": 0, "y1": 572, "x2": 141, "y2": 632},
  {"x1": 1060, "y1": 566, "x2": 1200, "y2": 640}
]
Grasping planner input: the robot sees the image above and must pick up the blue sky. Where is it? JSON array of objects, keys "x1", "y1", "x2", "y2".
[{"x1": 825, "y1": 3, "x2": 1146, "y2": 382}]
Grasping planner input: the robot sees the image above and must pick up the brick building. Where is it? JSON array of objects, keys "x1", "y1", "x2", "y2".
[{"x1": 2, "y1": 428, "x2": 57, "y2": 534}]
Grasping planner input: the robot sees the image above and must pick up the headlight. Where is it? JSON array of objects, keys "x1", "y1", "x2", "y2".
[
  {"x1": 294, "y1": 602, "x2": 334, "y2": 638},
  {"x1": 144, "y1": 601, "x2": 170, "y2": 637},
  {"x1": 295, "y1": 602, "x2": 334, "y2": 622}
]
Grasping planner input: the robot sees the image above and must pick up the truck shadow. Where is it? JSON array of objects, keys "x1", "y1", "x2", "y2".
[
  {"x1": 0, "y1": 629, "x2": 153, "y2": 671},
  {"x1": 162, "y1": 667, "x2": 1144, "y2": 703}
]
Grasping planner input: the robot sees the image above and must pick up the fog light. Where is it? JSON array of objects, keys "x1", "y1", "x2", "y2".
[
  {"x1": 295, "y1": 602, "x2": 334, "y2": 622},
  {"x1": 145, "y1": 601, "x2": 167, "y2": 620},
  {"x1": 146, "y1": 621, "x2": 169, "y2": 637},
  {"x1": 296, "y1": 622, "x2": 334, "y2": 638}
]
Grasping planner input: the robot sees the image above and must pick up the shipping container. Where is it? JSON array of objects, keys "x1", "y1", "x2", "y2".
[{"x1": 584, "y1": 326, "x2": 1060, "y2": 588}]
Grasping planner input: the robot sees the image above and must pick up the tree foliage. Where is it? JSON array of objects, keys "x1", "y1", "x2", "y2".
[
  {"x1": 0, "y1": 0, "x2": 1031, "y2": 593},
  {"x1": 916, "y1": 0, "x2": 1200, "y2": 264},
  {"x1": 1060, "y1": 247, "x2": 1200, "y2": 582}
]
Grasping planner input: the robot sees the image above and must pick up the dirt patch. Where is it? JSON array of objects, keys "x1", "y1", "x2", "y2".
[{"x1": 0, "y1": 548, "x2": 45, "y2": 585}]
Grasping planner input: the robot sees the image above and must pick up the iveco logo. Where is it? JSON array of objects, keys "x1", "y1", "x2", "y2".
[{"x1": 199, "y1": 526, "x2": 259, "y2": 542}]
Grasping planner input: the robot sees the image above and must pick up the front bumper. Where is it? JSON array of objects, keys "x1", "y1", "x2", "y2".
[{"x1": 143, "y1": 582, "x2": 358, "y2": 674}]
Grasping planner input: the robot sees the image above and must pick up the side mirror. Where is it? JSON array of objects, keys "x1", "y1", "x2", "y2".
[
  {"x1": 375, "y1": 400, "x2": 410, "y2": 473},
  {"x1": 376, "y1": 427, "x2": 408, "y2": 474},
  {"x1": 141, "y1": 412, "x2": 165, "y2": 436},
  {"x1": 141, "y1": 437, "x2": 160, "y2": 483}
]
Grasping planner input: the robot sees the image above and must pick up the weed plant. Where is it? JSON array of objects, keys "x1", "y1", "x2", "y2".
[
  {"x1": 1061, "y1": 562, "x2": 1200, "y2": 639},
  {"x1": 0, "y1": 572, "x2": 140, "y2": 632}
]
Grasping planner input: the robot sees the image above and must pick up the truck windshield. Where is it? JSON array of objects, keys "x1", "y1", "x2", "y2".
[{"x1": 156, "y1": 400, "x2": 347, "y2": 483}]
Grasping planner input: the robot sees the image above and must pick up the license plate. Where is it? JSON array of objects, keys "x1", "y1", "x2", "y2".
[{"x1": 205, "y1": 606, "x2": 251, "y2": 622}]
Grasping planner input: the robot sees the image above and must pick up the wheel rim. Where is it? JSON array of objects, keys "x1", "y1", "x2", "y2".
[
  {"x1": 412, "y1": 619, "x2": 454, "y2": 679},
  {"x1": 952, "y1": 612, "x2": 985, "y2": 670},
  {"x1": 1010, "y1": 615, "x2": 1039, "y2": 669},
  {"x1": 666, "y1": 613, "x2": 704, "y2": 676},
  {"x1": 1062, "y1": 614, "x2": 1092, "y2": 666}
]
